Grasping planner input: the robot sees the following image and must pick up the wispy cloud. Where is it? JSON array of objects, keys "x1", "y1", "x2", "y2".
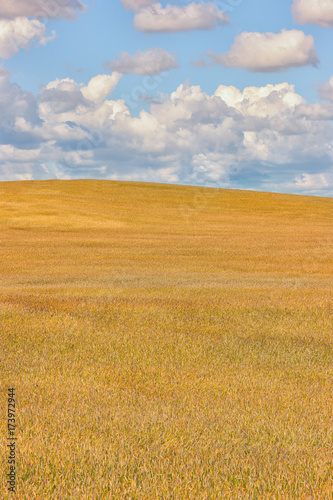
[
  {"x1": 318, "y1": 76, "x2": 333, "y2": 102},
  {"x1": 0, "y1": 0, "x2": 87, "y2": 20},
  {"x1": 105, "y1": 48, "x2": 178, "y2": 75},
  {"x1": 120, "y1": 0, "x2": 155, "y2": 10}
]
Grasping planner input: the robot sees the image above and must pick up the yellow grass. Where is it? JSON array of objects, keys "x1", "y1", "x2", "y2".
[{"x1": 0, "y1": 179, "x2": 333, "y2": 499}]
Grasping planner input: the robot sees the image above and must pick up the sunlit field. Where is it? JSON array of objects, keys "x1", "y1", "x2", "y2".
[{"x1": 1, "y1": 179, "x2": 333, "y2": 499}]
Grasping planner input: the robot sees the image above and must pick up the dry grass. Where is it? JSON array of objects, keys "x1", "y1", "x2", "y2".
[{"x1": 0, "y1": 179, "x2": 333, "y2": 499}]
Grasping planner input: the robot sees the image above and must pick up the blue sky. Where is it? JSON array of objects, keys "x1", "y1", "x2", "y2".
[{"x1": 1, "y1": 0, "x2": 333, "y2": 195}]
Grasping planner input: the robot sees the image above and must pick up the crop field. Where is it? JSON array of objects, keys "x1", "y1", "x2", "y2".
[{"x1": 0, "y1": 179, "x2": 333, "y2": 499}]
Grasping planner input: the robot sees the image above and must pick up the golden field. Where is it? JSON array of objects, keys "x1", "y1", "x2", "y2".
[{"x1": 0, "y1": 179, "x2": 333, "y2": 499}]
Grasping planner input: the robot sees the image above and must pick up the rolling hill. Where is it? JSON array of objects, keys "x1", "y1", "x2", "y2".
[{"x1": 1, "y1": 180, "x2": 333, "y2": 499}]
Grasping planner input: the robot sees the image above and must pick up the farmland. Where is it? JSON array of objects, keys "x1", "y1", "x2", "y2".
[{"x1": 1, "y1": 179, "x2": 333, "y2": 498}]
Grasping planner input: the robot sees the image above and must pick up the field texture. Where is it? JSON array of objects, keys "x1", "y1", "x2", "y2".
[{"x1": 1, "y1": 179, "x2": 333, "y2": 499}]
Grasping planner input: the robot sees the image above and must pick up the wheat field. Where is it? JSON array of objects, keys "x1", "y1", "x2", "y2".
[{"x1": 1, "y1": 179, "x2": 333, "y2": 499}]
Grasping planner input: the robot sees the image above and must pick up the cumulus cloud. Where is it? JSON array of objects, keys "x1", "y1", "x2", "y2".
[
  {"x1": 105, "y1": 48, "x2": 178, "y2": 75},
  {"x1": 208, "y1": 29, "x2": 319, "y2": 72},
  {"x1": 0, "y1": 0, "x2": 87, "y2": 20},
  {"x1": 81, "y1": 73, "x2": 122, "y2": 103},
  {"x1": 133, "y1": 2, "x2": 229, "y2": 33},
  {"x1": 121, "y1": 0, "x2": 155, "y2": 10},
  {"x1": 292, "y1": 0, "x2": 333, "y2": 28},
  {"x1": 296, "y1": 102, "x2": 333, "y2": 120},
  {"x1": 39, "y1": 78, "x2": 90, "y2": 114},
  {"x1": 38, "y1": 74, "x2": 123, "y2": 123},
  {"x1": 1, "y1": 67, "x2": 333, "y2": 195},
  {"x1": 0, "y1": 67, "x2": 40, "y2": 128},
  {"x1": 37, "y1": 79, "x2": 333, "y2": 193},
  {"x1": 0, "y1": 18, "x2": 55, "y2": 58}
]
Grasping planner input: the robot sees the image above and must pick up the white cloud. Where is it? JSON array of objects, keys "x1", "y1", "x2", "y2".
[
  {"x1": 296, "y1": 102, "x2": 333, "y2": 120},
  {"x1": 39, "y1": 78, "x2": 89, "y2": 114},
  {"x1": 39, "y1": 73, "x2": 122, "y2": 115},
  {"x1": 39, "y1": 30, "x2": 56, "y2": 46},
  {"x1": 214, "y1": 82, "x2": 305, "y2": 117},
  {"x1": 318, "y1": 76, "x2": 333, "y2": 102},
  {"x1": 0, "y1": 18, "x2": 55, "y2": 58},
  {"x1": 105, "y1": 48, "x2": 178, "y2": 75},
  {"x1": 292, "y1": 0, "x2": 333, "y2": 28},
  {"x1": 0, "y1": 0, "x2": 87, "y2": 20},
  {"x1": 81, "y1": 73, "x2": 122, "y2": 103},
  {"x1": 133, "y1": 2, "x2": 229, "y2": 33},
  {"x1": 0, "y1": 67, "x2": 40, "y2": 127},
  {"x1": 44, "y1": 78, "x2": 81, "y2": 92},
  {"x1": 38, "y1": 74, "x2": 125, "y2": 136},
  {"x1": 295, "y1": 173, "x2": 329, "y2": 189},
  {"x1": 116, "y1": 165, "x2": 180, "y2": 183},
  {"x1": 0, "y1": 144, "x2": 41, "y2": 165},
  {"x1": 208, "y1": 29, "x2": 318, "y2": 72},
  {"x1": 191, "y1": 152, "x2": 233, "y2": 184},
  {"x1": 1, "y1": 67, "x2": 333, "y2": 195},
  {"x1": 121, "y1": 0, "x2": 155, "y2": 10}
]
